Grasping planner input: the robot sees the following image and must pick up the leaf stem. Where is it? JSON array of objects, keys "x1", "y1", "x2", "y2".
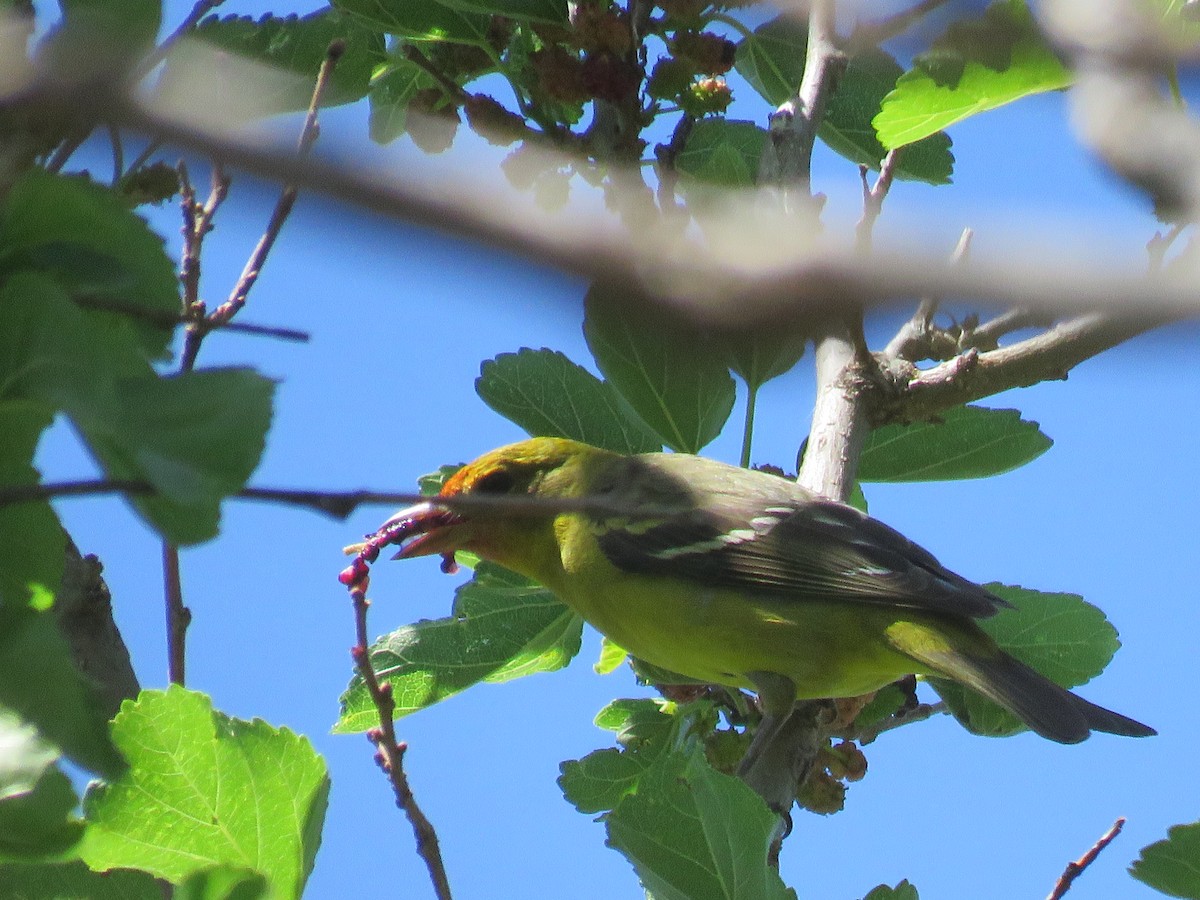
[{"x1": 740, "y1": 385, "x2": 757, "y2": 468}]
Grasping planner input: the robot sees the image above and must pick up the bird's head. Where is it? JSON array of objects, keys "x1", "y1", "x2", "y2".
[{"x1": 375, "y1": 437, "x2": 600, "y2": 579}]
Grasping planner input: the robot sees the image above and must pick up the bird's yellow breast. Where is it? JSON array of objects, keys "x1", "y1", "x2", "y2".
[{"x1": 542, "y1": 513, "x2": 930, "y2": 698}]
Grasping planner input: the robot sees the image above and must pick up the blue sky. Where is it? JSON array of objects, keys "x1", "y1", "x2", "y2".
[{"x1": 33, "y1": 1, "x2": 1200, "y2": 897}]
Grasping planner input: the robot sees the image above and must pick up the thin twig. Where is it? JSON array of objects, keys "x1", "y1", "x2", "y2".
[
  {"x1": 883, "y1": 227, "x2": 972, "y2": 361},
  {"x1": 74, "y1": 295, "x2": 309, "y2": 342},
  {"x1": 348, "y1": 583, "x2": 453, "y2": 900},
  {"x1": 207, "y1": 40, "x2": 345, "y2": 333},
  {"x1": 0, "y1": 479, "x2": 708, "y2": 522},
  {"x1": 965, "y1": 307, "x2": 1054, "y2": 351},
  {"x1": 1046, "y1": 818, "x2": 1126, "y2": 900},
  {"x1": 402, "y1": 44, "x2": 469, "y2": 103},
  {"x1": 162, "y1": 160, "x2": 234, "y2": 684},
  {"x1": 855, "y1": 147, "x2": 905, "y2": 253},
  {"x1": 177, "y1": 160, "x2": 231, "y2": 314}
]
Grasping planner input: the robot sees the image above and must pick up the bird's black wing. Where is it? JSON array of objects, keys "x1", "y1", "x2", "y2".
[{"x1": 590, "y1": 454, "x2": 1008, "y2": 620}]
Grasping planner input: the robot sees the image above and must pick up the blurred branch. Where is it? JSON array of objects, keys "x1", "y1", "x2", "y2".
[
  {"x1": 22, "y1": 78, "x2": 1183, "y2": 322},
  {"x1": 849, "y1": 0, "x2": 951, "y2": 51}
]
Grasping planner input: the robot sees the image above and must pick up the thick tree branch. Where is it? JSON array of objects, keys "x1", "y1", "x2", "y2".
[
  {"x1": 758, "y1": 0, "x2": 846, "y2": 208},
  {"x1": 798, "y1": 321, "x2": 872, "y2": 500}
]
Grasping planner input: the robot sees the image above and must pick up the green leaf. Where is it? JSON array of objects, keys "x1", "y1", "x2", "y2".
[
  {"x1": 0, "y1": 860, "x2": 160, "y2": 899},
  {"x1": 77, "y1": 368, "x2": 276, "y2": 545},
  {"x1": 0, "y1": 171, "x2": 178, "y2": 361},
  {"x1": 858, "y1": 405, "x2": 1052, "y2": 482},
  {"x1": 824, "y1": 50, "x2": 954, "y2": 185},
  {"x1": 476, "y1": 349, "x2": 662, "y2": 454},
  {"x1": 605, "y1": 747, "x2": 795, "y2": 900},
  {"x1": 734, "y1": 17, "x2": 954, "y2": 184},
  {"x1": 874, "y1": 0, "x2": 1071, "y2": 149},
  {"x1": 594, "y1": 636, "x2": 628, "y2": 675},
  {"x1": 558, "y1": 699, "x2": 676, "y2": 814},
  {"x1": 853, "y1": 683, "x2": 908, "y2": 733},
  {"x1": 583, "y1": 281, "x2": 735, "y2": 453},
  {"x1": 675, "y1": 119, "x2": 766, "y2": 188},
  {"x1": 846, "y1": 481, "x2": 868, "y2": 513},
  {"x1": 335, "y1": 563, "x2": 583, "y2": 731},
  {"x1": 0, "y1": 709, "x2": 84, "y2": 862},
  {"x1": 332, "y1": 0, "x2": 492, "y2": 45},
  {"x1": 1130, "y1": 821, "x2": 1200, "y2": 899},
  {"x1": 0, "y1": 603, "x2": 125, "y2": 778},
  {"x1": 368, "y1": 61, "x2": 437, "y2": 144},
  {"x1": 719, "y1": 327, "x2": 806, "y2": 394},
  {"x1": 0, "y1": 271, "x2": 111, "y2": 411},
  {"x1": 177, "y1": 866, "x2": 273, "y2": 900},
  {"x1": 0, "y1": 399, "x2": 62, "y2": 612},
  {"x1": 188, "y1": 10, "x2": 387, "y2": 110},
  {"x1": 931, "y1": 585, "x2": 1122, "y2": 737},
  {"x1": 864, "y1": 881, "x2": 920, "y2": 900},
  {"x1": 80, "y1": 687, "x2": 330, "y2": 899}
]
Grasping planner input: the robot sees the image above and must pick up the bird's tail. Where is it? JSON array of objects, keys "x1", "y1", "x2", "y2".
[{"x1": 890, "y1": 622, "x2": 1155, "y2": 743}]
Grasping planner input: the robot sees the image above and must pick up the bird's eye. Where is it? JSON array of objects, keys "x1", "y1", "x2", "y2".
[{"x1": 474, "y1": 469, "x2": 516, "y2": 494}]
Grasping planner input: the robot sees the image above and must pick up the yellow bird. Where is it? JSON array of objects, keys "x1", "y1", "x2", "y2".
[{"x1": 376, "y1": 437, "x2": 1153, "y2": 752}]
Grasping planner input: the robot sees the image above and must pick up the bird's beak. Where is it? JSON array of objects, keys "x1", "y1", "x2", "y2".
[{"x1": 379, "y1": 501, "x2": 467, "y2": 562}]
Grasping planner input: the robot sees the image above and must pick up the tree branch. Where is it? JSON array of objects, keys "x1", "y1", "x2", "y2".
[
  {"x1": 883, "y1": 227, "x2": 972, "y2": 361},
  {"x1": 1046, "y1": 818, "x2": 1126, "y2": 900},
  {"x1": 208, "y1": 40, "x2": 345, "y2": 332},
  {"x1": 758, "y1": 0, "x2": 846, "y2": 209},
  {"x1": 346, "y1": 578, "x2": 453, "y2": 900},
  {"x1": 0, "y1": 479, "x2": 713, "y2": 522},
  {"x1": 883, "y1": 312, "x2": 1161, "y2": 423},
  {"x1": 855, "y1": 147, "x2": 905, "y2": 253}
]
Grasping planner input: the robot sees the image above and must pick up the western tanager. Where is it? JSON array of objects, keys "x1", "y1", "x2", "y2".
[{"x1": 370, "y1": 437, "x2": 1153, "y2": 749}]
